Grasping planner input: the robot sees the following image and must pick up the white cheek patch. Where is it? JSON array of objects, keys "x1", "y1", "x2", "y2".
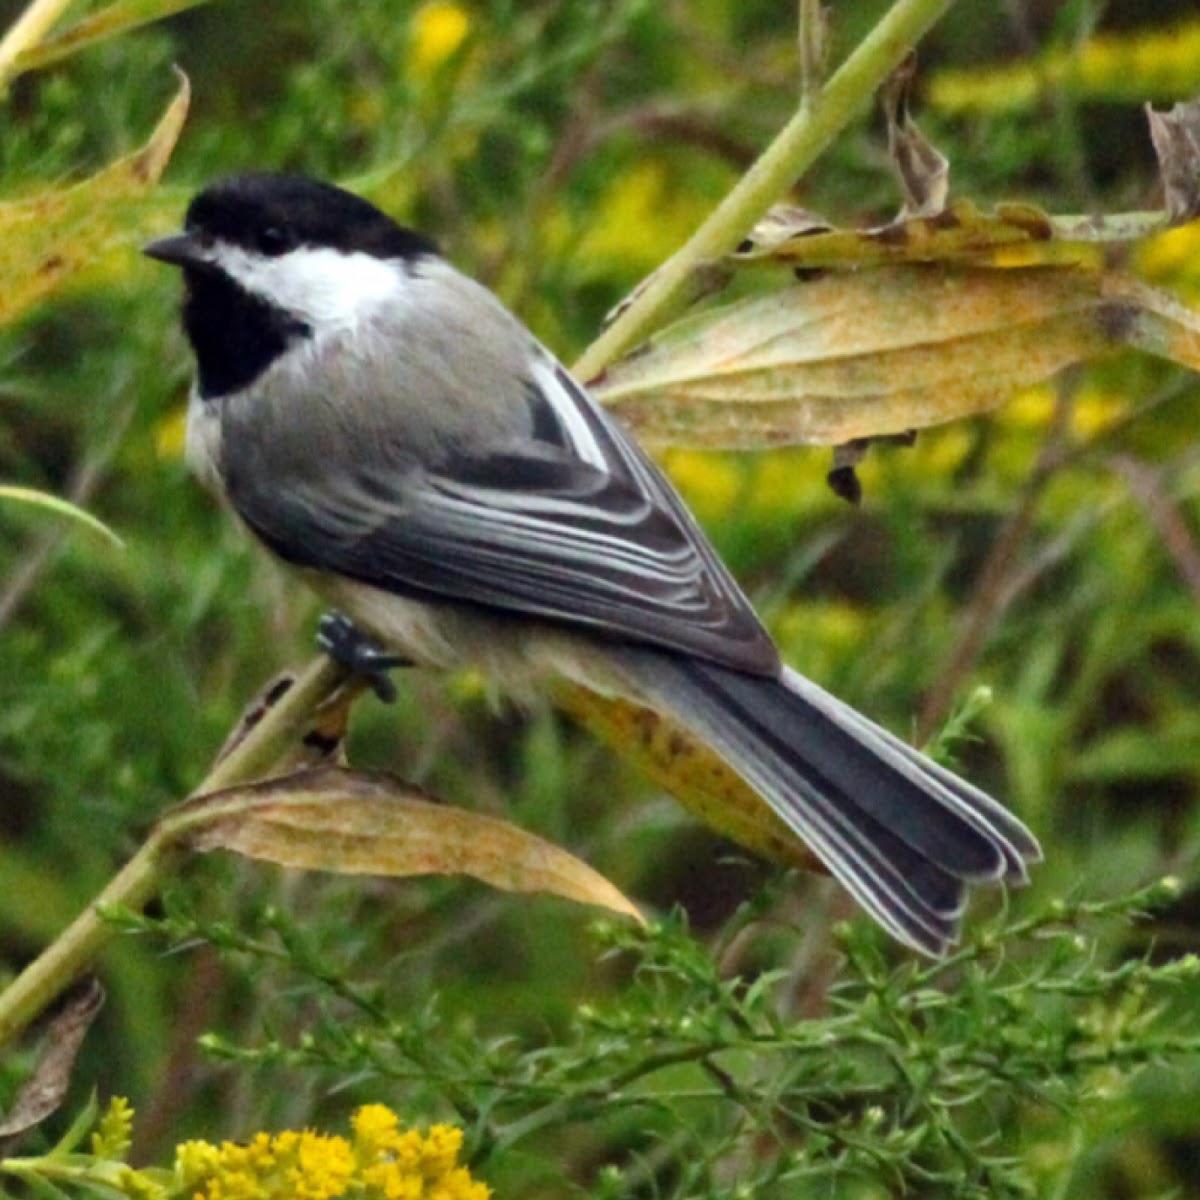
[{"x1": 218, "y1": 243, "x2": 403, "y2": 329}]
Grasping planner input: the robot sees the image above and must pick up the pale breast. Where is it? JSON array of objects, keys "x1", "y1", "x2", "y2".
[
  {"x1": 312, "y1": 572, "x2": 640, "y2": 704},
  {"x1": 185, "y1": 389, "x2": 226, "y2": 498}
]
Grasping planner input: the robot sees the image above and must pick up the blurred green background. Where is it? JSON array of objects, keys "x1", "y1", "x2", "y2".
[{"x1": 4, "y1": 1, "x2": 1200, "y2": 1196}]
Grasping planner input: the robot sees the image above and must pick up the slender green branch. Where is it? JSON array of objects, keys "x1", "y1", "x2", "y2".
[
  {"x1": 0, "y1": 656, "x2": 348, "y2": 1049},
  {"x1": 798, "y1": 0, "x2": 828, "y2": 107},
  {"x1": 186, "y1": 656, "x2": 349, "y2": 796},
  {"x1": 572, "y1": 0, "x2": 958, "y2": 382},
  {"x1": 0, "y1": 827, "x2": 176, "y2": 1048}
]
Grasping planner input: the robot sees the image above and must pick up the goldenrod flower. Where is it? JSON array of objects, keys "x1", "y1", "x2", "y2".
[
  {"x1": 663, "y1": 449, "x2": 744, "y2": 525},
  {"x1": 929, "y1": 19, "x2": 1200, "y2": 111},
  {"x1": 351, "y1": 1104, "x2": 402, "y2": 1153},
  {"x1": 409, "y1": 1, "x2": 471, "y2": 79},
  {"x1": 173, "y1": 1105, "x2": 489, "y2": 1200},
  {"x1": 0, "y1": 1101, "x2": 489, "y2": 1200},
  {"x1": 92, "y1": 1095, "x2": 136, "y2": 1158}
]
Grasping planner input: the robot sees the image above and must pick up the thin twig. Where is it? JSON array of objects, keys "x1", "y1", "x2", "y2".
[
  {"x1": 916, "y1": 385, "x2": 1076, "y2": 744},
  {"x1": 798, "y1": 0, "x2": 828, "y2": 107},
  {"x1": 0, "y1": 403, "x2": 135, "y2": 634},
  {"x1": 1110, "y1": 454, "x2": 1200, "y2": 603},
  {"x1": 553, "y1": 102, "x2": 760, "y2": 185},
  {"x1": 128, "y1": 947, "x2": 223, "y2": 1164},
  {"x1": 984, "y1": 447, "x2": 1200, "y2": 651}
]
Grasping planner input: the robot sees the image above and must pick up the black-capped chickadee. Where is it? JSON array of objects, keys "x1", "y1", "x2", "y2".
[{"x1": 145, "y1": 173, "x2": 1040, "y2": 954}]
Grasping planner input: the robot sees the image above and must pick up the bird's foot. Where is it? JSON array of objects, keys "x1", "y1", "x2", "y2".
[{"x1": 317, "y1": 611, "x2": 410, "y2": 703}]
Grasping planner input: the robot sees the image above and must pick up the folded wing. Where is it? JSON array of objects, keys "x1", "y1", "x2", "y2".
[{"x1": 221, "y1": 355, "x2": 781, "y2": 674}]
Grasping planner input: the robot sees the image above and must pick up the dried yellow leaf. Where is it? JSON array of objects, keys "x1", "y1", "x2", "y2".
[
  {"x1": 555, "y1": 684, "x2": 822, "y2": 872},
  {"x1": 594, "y1": 265, "x2": 1191, "y2": 448},
  {"x1": 0, "y1": 69, "x2": 188, "y2": 327},
  {"x1": 175, "y1": 766, "x2": 643, "y2": 924}
]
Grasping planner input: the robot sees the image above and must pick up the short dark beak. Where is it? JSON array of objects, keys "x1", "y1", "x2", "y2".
[{"x1": 142, "y1": 232, "x2": 206, "y2": 268}]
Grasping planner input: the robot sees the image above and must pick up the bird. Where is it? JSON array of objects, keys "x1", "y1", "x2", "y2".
[{"x1": 144, "y1": 172, "x2": 1041, "y2": 955}]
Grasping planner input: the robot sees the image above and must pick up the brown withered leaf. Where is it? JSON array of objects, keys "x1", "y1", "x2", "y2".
[
  {"x1": 174, "y1": 766, "x2": 643, "y2": 923},
  {"x1": 730, "y1": 94, "x2": 1200, "y2": 276},
  {"x1": 212, "y1": 673, "x2": 302, "y2": 767},
  {"x1": 1119, "y1": 273, "x2": 1200, "y2": 372},
  {"x1": 826, "y1": 433, "x2": 916, "y2": 505},
  {"x1": 0, "y1": 979, "x2": 104, "y2": 1149},
  {"x1": 1146, "y1": 98, "x2": 1200, "y2": 223},
  {"x1": 0, "y1": 69, "x2": 188, "y2": 328},
  {"x1": 882, "y1": 54, "x2": 949, "y2": 219},
  {"x1": 593, "y1": 265, "x2": 1200, "y2": 449},
  {"x1": 633, "y1": 90, "x2": 1200, "y2": 452},
  {"x1": 736, "y1": 204, "x2": 834, "y2": 255},
  {"x1": 730, "y1": 198, "x2": 1062, "y2": 270},
  {"x1": 555, "y1": 684, "x2": 823, "y2": 873}
]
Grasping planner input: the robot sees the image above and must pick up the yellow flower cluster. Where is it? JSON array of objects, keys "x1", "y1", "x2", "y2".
[
  {"x1": 1137, "y1": 222, "x2": 1200, "y2": 300},
  {"x1": 174, "y1": 1105, "x2": 489, "y2": 1200},
  {"x1": 92, "y1": 1094, "x2": 136, "y2": 1158},
  {"x1": 663, "y1": 448, "x2": 826, "y2": 528},
  {"x1": 409, "y1": 1, "x2": 471, "y2": 79},
  {"x1": 929, "y1": 18, "x2": 1200, "y2": 112}
]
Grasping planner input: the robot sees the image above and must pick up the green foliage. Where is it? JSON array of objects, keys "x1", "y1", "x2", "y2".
[
  {"x1": 3, "y1": 2, "x2": 1200, "y2": 1198},
  {"x1": 107, "y1": 878, "x2": 1200, "y2": 1198}
]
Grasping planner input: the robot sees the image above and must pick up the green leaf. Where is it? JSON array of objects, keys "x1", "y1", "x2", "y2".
[
  {"x1": 0, "y1": 486, "x2": 123, "y2": 547},
  {"x1": 1070, "y1": 716, "x2": 1200, "y2": 782},
  {"x1": 10, "y1": 0, "x2": 216, "y2": 79}
]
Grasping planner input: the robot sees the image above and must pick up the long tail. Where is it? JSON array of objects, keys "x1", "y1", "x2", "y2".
[{"x1": 618, "y1": 652, "x2": 1042, "y2": 955}]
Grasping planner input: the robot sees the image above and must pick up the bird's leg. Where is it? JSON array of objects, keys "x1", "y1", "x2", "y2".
[{"x1": 316, "y1": 611, "x2": 411, "y2": 703}]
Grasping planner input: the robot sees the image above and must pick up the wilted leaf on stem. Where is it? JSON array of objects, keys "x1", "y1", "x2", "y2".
[
  {"x1": 825, "y1": 432, "x2": 915, "y2": 505},
  {"x1": 210, "y1": 673, "x2": 358, "y2": 771},
  {"x1": 0, "y1": 68, "x2": 188, "y2": 327},
  {"x1": 606, "y1": 88, "x2": 1200, "y2": 452},
  {"x1": 731, "y1": 199, "x2": 1072, "y2": 270},
  {"x1": 0, "y1": 979, "x2": 104, "y2": 1148},
  {"x1": 594, "y1": 265, "x2": 1150, "y2": 448},
  {"x1": 882, "y1": 54, "x2": 949, "y2": 219},
  {"x1": 736, "y1": 205, "x2": 834, "y2": 255},
  {"x1": 1117, "y1": 273, "x2": 1200, "y2": 372},
  {"x1": 732, "y1": 93, "x2": 1200, "y2": 275},
  {"x1": 1146, "y1": 97, "x2": 1200, "y2": 223},
  {"x1": 173, "y1": 766, "x2": 643, "y2": 923}
]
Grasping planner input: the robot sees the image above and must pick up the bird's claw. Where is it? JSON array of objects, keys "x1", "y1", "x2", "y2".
[{"x1": 316, "y1": 611, "x2": 409, "y2": 703}]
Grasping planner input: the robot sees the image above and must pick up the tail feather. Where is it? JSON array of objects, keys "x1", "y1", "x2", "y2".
[
  {"x1": 778, "y1": 666, "x2": 1042, "y2": 879},
  {"x1": 795, "y1": 791, "x2": 966, "y2": 950},
  {"x1": 618, "y1": 652, "x2": 1041, "y2": 955}
]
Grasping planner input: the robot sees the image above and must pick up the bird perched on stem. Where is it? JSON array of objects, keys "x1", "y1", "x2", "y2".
[{"x1": 146, "y1": 172, "x2": 1040, "y2": 955}]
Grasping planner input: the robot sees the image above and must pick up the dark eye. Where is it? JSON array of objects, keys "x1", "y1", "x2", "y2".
[{"x1": 258, "y1": 225, "x2": 292, "y2": 256}]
